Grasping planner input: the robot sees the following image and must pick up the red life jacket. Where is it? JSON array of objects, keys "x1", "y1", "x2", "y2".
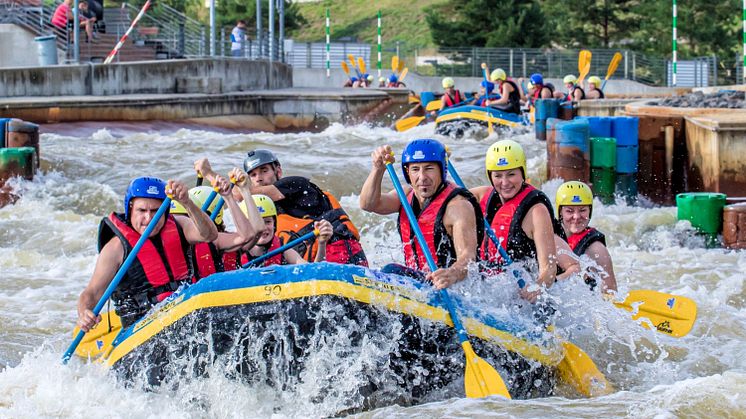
[
  {"x1": 397, "y1": 182, "x2": 484, "y2": 271},
  {"x1": 98, "y1": 212, "x2": 191, "y2": 327},
  {"x1": 567, "y1": 227, "x2": 606, "y2": 256},
  {"x1": 222, "y1": 250, "x2": 239, "y2": 271},
  {"x1": 240, "y1": 236, "x2": 286, "y2": 267},
  {"x1": 192, "y1": 241, "x2": 224, "y2": 280},
  {"x1": 443, "y1": 90, "x2": 461, "y2": 108}
]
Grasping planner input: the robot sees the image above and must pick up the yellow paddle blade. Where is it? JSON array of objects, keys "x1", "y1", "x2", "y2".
[
  {"x1": 426, "y1": 100, "x2": 443, "y2": 112},
  {"x1": 392, "y1": 55, "x2": 399, "y2": 75},
  {"x1": 577, "y1": 62, "x2": 591, "y2": 86},
  {"x1": 398, "y1": 58, "x2": 405, "y2": 74},
  {"x1": 557, "y1": 341, "x2": 614, "y2": 397},
  {"x1": 348, "y1": 54, "x2": 357, "y2": 69},
  {"x1": 341, "y1": 61, "x2": 350, "y2": 76},
  {"x1": 614, "y1": 290, "x2": 697, "y2": 338},
  {"x1": 395, "y1": 116, "x2": 425, "y2": 132},
  {"x1": 72, "y1": 310, "x2": 122, "y2": 359},
  {"x1": 399, "y1": 67, "x2": 409, "y2": 82},
  {"x1": 579, "y1": 49, "x2": 592, "y2": 75},
  {"x1": 462, "y1": 341, "x2": 511, "y2": 399},
  {"x1": 605, "y1": 52, "x2": 623, "y2": 80},
  {"x1": 358, "y1": 56, "x2": 366, "y2": 75},
  {"x1": 407, "y1": 92, "x2": 420, "y2": 104}
]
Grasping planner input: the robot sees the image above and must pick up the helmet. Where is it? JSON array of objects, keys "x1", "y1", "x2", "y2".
[
  {"x1": 190, "y1": 186, "x2": 223, "y2": 225},
  {"x1": 588, "y1": 76, "x2": 602, "y2": 88},
  {"x1": 485, "y1": 140, "x2": 527, "y2": 180},
  {"x1": 401, "y1": 139, "x2": 448, "y2": 185},
  {"x1": 379, "y1": 76, "x2": 386, "y2": 83},
  {"x1": 350, "y1": 76, "x2": 358, "y2": 82},
  {"x1": 442, "y1": 77, "x2": 455, "y2": 88},
  {"x1": 555, "y1": 181, "x2": 594, "y2": 218},
  {"x1": 529, "y1": 73, "x2": 544, "y2": 86},
  {"x1": 481, "y1": 80, "x2": 495, "y2": 94},
  {"x1": 124, "y1": 176, "x2": 167, "y2": 221},
  {"x1": 244, "y1": 149, "x2": 280, "y2": 173},
  {"x1": 242, "y1": 194, "x2": 277, "y2": 218},
  {"x1": 490, "y1": 68, "x2": 507, "y2": 81},
  {"x1": 563, "y1": 74, "x2": 577, "y2": 84},
  {"x1": 365, "y1": 74, "x2": 373, "y2": 82},
  {"x1": 389, "y1": 74, "x2": 398, "y2": 83}
]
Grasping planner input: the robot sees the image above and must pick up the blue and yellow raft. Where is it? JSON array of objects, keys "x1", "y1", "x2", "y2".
[{"x1": 435, "y1": 105, "x2": 529, "y2": 137}]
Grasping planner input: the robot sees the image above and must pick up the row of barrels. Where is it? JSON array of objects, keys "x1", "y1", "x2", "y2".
[{"x1": 677, "y1": 193, "x2": 746, "y2": 249}]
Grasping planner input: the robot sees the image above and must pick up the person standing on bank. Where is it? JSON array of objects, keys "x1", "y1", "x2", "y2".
[{"x1": 230, "y1": 20, "x2": 248, "y2": 58}]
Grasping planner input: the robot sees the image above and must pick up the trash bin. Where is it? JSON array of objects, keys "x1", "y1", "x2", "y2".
[{"x1": 34, "y1": 35, "x2": 58, "y2": 66}]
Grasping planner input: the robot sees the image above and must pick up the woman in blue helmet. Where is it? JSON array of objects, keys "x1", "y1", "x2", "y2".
[
  {"x1": 359, "y1": 139, "x2": 484, "y2": 289},
  {"x1": 77, "y1": 177, "x2": 219, "y2": 330}
]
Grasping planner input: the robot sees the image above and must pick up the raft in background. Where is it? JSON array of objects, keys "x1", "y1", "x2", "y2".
[
  {"x1": 434, "y1": 105, "x2": 527, "y2": 138},
  {"x1": 0, "y1": 118, "x2": 39, "y2": 207}
]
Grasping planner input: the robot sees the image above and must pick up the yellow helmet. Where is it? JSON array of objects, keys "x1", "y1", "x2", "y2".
[
  {"x1": 442, "y1": 77, "x2": 455, "y2": 88},
  {"x1": 490, "y1": 68, "x2": 507, "y2": 81},
  {"x1": 563, "y1": 74, "x2": 577, "y2": 84},
  {"x1": 241, "y1": 194, "x2": 277, "y2": 218},
  {"x1": 485, "y1": 140, "x2": 527, "y2": 180},
  {"x1": 190, "y1": 186, "x2": 224, "y2": 225},
  {"x1": 588, "y1": 76, "x2": 602, "y2": 88},
  {"x1": 555, "y1": 181, "x2": 594, "y2": 216}
]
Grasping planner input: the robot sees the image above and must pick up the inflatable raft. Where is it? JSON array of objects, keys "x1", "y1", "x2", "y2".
[
  {"x1": 77, "y1": 263, "x2": 610, "y2": 407},
  {"x1": 435, "y1": 106, "x2": 528, "y2": 138}
]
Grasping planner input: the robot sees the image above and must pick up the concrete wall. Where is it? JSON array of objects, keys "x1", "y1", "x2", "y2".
[
  {"x1": 293, "y1": 68, "x2": 684, "y2": 97},
  {"x1": 0, "y1": 58, "x2": 292, "y2": 97}
]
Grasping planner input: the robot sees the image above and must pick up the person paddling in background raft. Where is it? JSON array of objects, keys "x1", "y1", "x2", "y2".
[
  {"x1": 555, "y1": 181, "x2": 617, "y2": 293},
  {"x1": 196, "y1": 153, "x2": 368, "y2": 266},
  {"x1": 359, "y1": 139, "x2": 484, "y2": 289},
  {"x1": 563, "y1": 74, "x2": 585, "y2": 102},
  {"x1": 524, "y1": 73, "x2": 554, "y2": 108},
  {"x1": 439, "y1": 77, "x2": 467, "y2": 111},
  {"x1": 170, "y1": 169, "x2": 265, "y2": 277},
  {"x1": 468, "y1": 140, "x2": 579, "y2": 302},
  {"x1": 237, "y1": 194, "x2": 333, "y2": 266},
  {"x1": 471, "y1": 80, "x2": 499, "y2": 107},
  {"x1": 586, "y1": 76, "x2": 605, "y2": 99},
  {"x1": 77, "y1": 177, "x2": 218, "y2": 331},
  {"x1": 485, "y1": 69, "x2": 522, "y2": 115}
]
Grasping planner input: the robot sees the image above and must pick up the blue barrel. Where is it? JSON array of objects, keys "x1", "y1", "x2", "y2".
[
  {"x1": 559, "y1": 102, "x2": 576, "y2": 120},
  {"x1": 548, "y1": 118, "x2": 590, "y2": 182},
  {"x1": 556, "y1": 118, "x2": 590, "y2": 157},
  {"x1": 535, "y1": 119, "x2": 547, "y2": 141},
  {"x1": 586, "y1": 116, "x2": 613, "y2": 138},
  {"x1": 535, "y1": 99, "x2": 560, "y2": 141},
  {"x1": 616, "y1": 173, "x2": 638, "y2": 205},
  {"x1": 0, "y1": 118, "x2": 10, "y2": 147},
  {"x1": 611, "y1": 116, "x2": 639, "y2": 146},
  {"x1": 420, "y1": 91, "x2": 435, "y2": 109},
  {"x1": 616, "y1": 145, "x2": 639, "y2": 173}
]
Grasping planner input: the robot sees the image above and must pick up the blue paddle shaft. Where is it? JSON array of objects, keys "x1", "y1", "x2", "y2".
[
  {"x1": 385, "y1": 163, "x2": 471, "y2": 344},
  {"x1": 201, "y1": 190, "x2": 218, "y2": 212},
  {"x1": 446, "y1": 164, "x2": 525, "y2": 288},
  {"x1": 241, "y1": 230, "x2": 317, "y2": 269},
  {"x1": 62, "y1": 197, "x2": 173, "y2": 364},
  {"x1": 210, "y1": 197, "x2": 225, "y2": 222}
]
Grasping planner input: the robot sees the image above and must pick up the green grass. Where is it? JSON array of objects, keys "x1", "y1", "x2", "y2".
[{"x1": 288, "y1": 0, "x2": 444, "y2": 48}]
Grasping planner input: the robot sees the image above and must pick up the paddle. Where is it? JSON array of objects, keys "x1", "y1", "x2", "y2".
[
  {"x1": 601, "y1": 52, "x2": 623, "y2": 90},
  {"x1": 392, "y1": 56, "x2": 399, "y2": 76},
  {"x1": 358, "y1": 56, "x2": 367, "y2": 75},
  {"x1": 196, "y1": 172, "x2": 204, "y2": 187},
  {"x1": 395, "y1": 98, "x2": 471, "y2": 132},
  {"x1": 397, "y1": 58, "x2": 405, "y2": 75},
  {"x1": 446, "y1": 162, "x2": 612, "y2": 397},
  {"x1": 242, "y1": 229, "x2": 319, "y2": 268},
  {"x1": 71, "y1": 310, "x2": 122, "y2": 358},
  {"x1": 481, "y1": 62, "x2": 489, "y2": 82},
  {"x1": 577, "y1": 61, "x2": 591, "y2": 87},
  {"x1": 348, "y1": 54, "x2": 361, "y2": 78},
  {"x1": 341, "y1": 61, "x2": 351, "y2": 79},
  {"x1": 614, "y1": 290, "x2": 697, "y2": 337},
  {"x1": 579, "y1": 50, "x2": 592, "y2": 75},
  {"x1": 399, "y1": 67, "x2": 408, "y2": 82},
  {"x1": 62, "y1": 195, "x2": 173, "y2": 364},
  {"x1": 385, "y1": 159, "x2": 511, "y2": 399}
]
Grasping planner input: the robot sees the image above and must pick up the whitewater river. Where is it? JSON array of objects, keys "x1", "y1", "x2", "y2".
[{"x1": 0, "y1": 121, "x2": 744, "y2": 418}]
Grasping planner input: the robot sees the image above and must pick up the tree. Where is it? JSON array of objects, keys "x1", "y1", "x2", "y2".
[
  {"x1": 540, "y1": 0, "x2": 639, "y2": 48},
  {"x1": 426, "y1": 0, "x2": 549, "y2": 48}
]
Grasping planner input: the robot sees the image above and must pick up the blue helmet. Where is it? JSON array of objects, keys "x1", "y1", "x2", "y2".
[
  {"x1": 401, "y1": 139, "x2": 448, "y2": 184},
  {"x1": 389, "y1": 74, "x2": 398, "y2": 83},
  {"x1": 529, "y1": 73, "x2": 544, "y2": 86},
  {"x1": 123, "y1": 176, "x2": 167, "y2": 221},
  {"x1": 481, "y1": 80, "x2": 495, "y2": 94},
  {"x1": 351, "y1": 76, "x2": 358, "y2": 82}
]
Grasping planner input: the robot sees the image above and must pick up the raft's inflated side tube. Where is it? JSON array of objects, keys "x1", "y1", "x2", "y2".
[{"x1": 103, "y1": 263, "x2": 561, "y2": 401}]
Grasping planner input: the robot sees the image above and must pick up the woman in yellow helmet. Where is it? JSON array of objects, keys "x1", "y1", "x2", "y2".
[
  {"x1": 469, "y1": 140, "x2": 578, "y2": 302},
  {"x1": 440, "y1": 77, "x2": 467, "y2": 110},
  {"x1": 563, "y1": 74, "x2": 585, "y2": 102},
  {"x1": 555, "y1": 181, "x2": 617, "y2": 292},
  {"x1": 485, "y1": 68, "x2": 522, "y2": 115},
  {"x1": 237, "y1": 194, "x2": 333, "y2": 267},
  {"x1": 586, "y1": 76, "x2": 605, "y2": 99}
]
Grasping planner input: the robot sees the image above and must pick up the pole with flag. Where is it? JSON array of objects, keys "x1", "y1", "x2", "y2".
[
  {"x1": 104, "y1": 0, "x2": 152, "y2": 64},
  {"x1": 377, "y1": 10, "x2": 382, "y2": 77},
  {"x1": 672, "y1": 0, "x2": 677, "y2": 86},
  {"x1": 326, "y1": 8, "x2": 331, "y2": 77}
]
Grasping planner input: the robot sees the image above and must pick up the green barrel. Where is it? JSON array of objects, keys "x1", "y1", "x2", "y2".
[
  {"x1": 590, "y1": 167, "x2": 615, "y2": 205},
  {"x1": 615, "y1": 173, "x2": 638, "y2": 205},
  {"x1": 0, "y1": 147, "x2": 36, "y2": 181},
  {"x1": 590, "y1": 137, "x2": 617, "y2": 169},
  {"x1": 676, "y1": 192, "x2": 727, "y2": 234}
]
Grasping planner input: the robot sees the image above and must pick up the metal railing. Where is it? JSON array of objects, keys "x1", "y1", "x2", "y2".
[{"x1": 141, "y1": 2, "x2": 205, "y2": 56}]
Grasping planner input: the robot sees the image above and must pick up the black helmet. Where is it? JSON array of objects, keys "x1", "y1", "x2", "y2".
[{"x1": 244, "y1": 149, "x2": 280, "y2": 172}]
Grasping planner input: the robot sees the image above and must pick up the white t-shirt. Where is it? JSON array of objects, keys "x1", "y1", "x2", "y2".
[{"x1": 231, "y1": 27, "x2": 246, "y2": 51}]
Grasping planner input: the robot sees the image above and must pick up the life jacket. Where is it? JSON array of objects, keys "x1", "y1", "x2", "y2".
[
  {"x1": 275, "y1": 190, "x2": 367, "y2": 266},
  {"x1": 596, "y1": 89, "x2": 605, "y2": 99},
  {"x1": 191, "y1": 241, "x2": 224, "y2": 280},
  {"x1": 240, "y1": 236, "x2": 286, "y2": 267},
  {"x1": 222, "y1": 250, "x2": 239, "y2": 271},
  {"x1": 479, "y1": 184, "x2": 566, "y2": 266},
  {"x1": 398, "y1": 182, "x2": 484, "y2": 271},
  {"x1": 443, "y1": 90, "x2": 462, "y2": 108},
  {"x1": 496, "y1": 80, "x2": 522, "y2": 114},
  {"x1": 566, "y1": 85, "x2": 585, "y2": 101},
  {"x1": 567, "y1": 227, "x2": 606, "y2": 257},
  {"x1": 98, "y1": 212, "x2": 191, "y2": 327},
  {"x1": 530, "y1": 84, "x2": 554, "y2": 106}
]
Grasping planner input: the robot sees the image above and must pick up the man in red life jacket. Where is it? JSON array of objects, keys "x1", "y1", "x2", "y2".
[
  {"x1": 468, "y1": 140, "x2": 579, "y2": 302},
  {"x1": 555, "y1": 181, "x2": 617, "y2": 293},
  {"x1": 77, "y1": 177, "x2": 218, "y2": 329},
  {"x1": 359, "y1": 139, "x2": 484, "y2": 289},
  {"x1": 525, "y1": 73, "x2": 554, "y2": 109},
  {"x1": 236, "y1": 194, "x2": 333, "y2": 267},
  {"x1": 440, "y1": 77, "x2": 467, "y2": 110},
  {"x1": 195, "y1": 154, "x2": 367, "y2": 267}
]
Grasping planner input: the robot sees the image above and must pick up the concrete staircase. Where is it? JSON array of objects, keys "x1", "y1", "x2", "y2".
[{"x1": 75, "y1": 7, "x2": 160, "y2": 63}]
